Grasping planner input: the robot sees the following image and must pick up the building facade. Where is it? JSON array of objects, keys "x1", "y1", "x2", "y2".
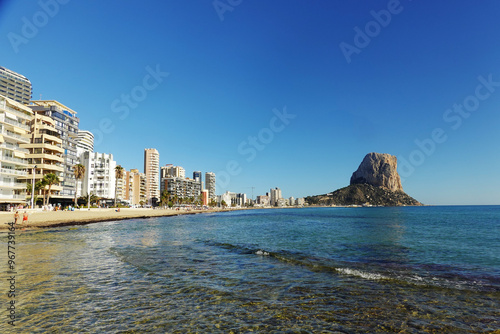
[
  {"x1": 29, "y1": 100, "x2": 79, "y2": 202},
  {"x1": 0, "y1": 66, "x2": 32, "y2": 105},
  {"x1": 128, "y1": 168, "x2": 147, "y2": 206},
  {"x1": 161, "y1": 164, "x2": 185, "y2": 179},
  {"x1": 21, "y1": 110, "x2": 64, "y2": 202},
  {"x1": 161, "y1": 177, "x2": 202, "y2": 201},
  {"x1": 76, "y1": 130, "x2": 94, "y2": 157},
  {"x1": 80, "y1": 152, "x2": 116, "y2": 200},
  {"x1": 144, "y1": 148, "x2": 159, "y2": 205},
  {"x1": 270, "y1": 187, "x2": 282, "y2": 206},
  {"x1": 0, "y1": 96, "x2": 32, "y2": 209},
  {"x1": 205, "y1": 172, "x2": 216, "y2": 199}
]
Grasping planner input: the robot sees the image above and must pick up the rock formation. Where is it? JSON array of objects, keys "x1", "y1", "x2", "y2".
[
  {"x1": 306, "y1": 152, "x2": 422, "y2": 206},
  {"x1": 350, "y1": 152, "x2": 403, "y2": 192}
]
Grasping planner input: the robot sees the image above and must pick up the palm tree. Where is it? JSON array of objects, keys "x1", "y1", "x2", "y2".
[
  {"x1": 114, "y1": 165, "x2": 124, "y2": 207},
  {"x1": 88, "y1": 192, "x2": 100, "y2": 207},
  {"x1": 73, "y1": 164, "x2": 86, "y2": 207},
  {"x1": 160, "y1": 190, "x2": 171, "y2": 208},
  {"x1": 43, "y1": 173, "x2": 60, "y2": 206},
  {"x1": 26, "y1": 180, "x2": 44, "y2": 205}
]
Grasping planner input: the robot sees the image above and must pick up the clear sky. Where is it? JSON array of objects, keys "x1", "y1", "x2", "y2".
[{"x1": 1, "y1": 0, "x2": 499, "y2": 205}]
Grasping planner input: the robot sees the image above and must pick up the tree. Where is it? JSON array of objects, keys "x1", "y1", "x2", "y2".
[
  {"x1": 160, "y1": 190, "x2": 171, "y2": 208},
  {"x1": 26, "y1": 180, "x2": 44, "y2": 205},
  {"x1": 114, "y1": 165, "x2": 124, "y2": 207},
  {"x1": 88, "y1": 192, "x2": 100, "y2": 207},
  {"x1": 43, "y1": 173, "x2": 60, "y2": 206},
  {"x1": 73, "y1": 164, "x2": 86, "y2": 207}
]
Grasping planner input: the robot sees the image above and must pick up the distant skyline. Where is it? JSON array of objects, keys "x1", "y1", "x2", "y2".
[{"x1": 1, "y1": 1, "x2": 499, "y2": 205}]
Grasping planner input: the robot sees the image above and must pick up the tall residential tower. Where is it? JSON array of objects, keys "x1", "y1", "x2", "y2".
[
  {"x1": 205, "y1": 172, "x2": 216, "y2": 200},
  {"x1": 0, "y1": 66, "x2": 32, "y2": 105},
  {"x1": 29, "y1": 100, "x2": 79, "y2": 202},
  {"x1": 144, "y1": 148, "x2": 159, "y2": 205}
]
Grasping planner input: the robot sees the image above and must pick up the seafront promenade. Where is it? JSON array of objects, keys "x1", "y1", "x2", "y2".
[{"x1": 0, "y1": 207, "x2": 225, "y2": 230}]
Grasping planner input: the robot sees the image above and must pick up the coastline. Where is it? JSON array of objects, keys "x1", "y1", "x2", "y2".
[
  {"x1": 0, "y1": 204, "x2": 434, "y2": 231},
  {"x1": 0, "y1": 207, "x2": 235, "y2": 231}
]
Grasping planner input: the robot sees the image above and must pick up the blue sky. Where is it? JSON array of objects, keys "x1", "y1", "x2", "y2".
[{"x1": 1, "y1": 0, "x2": 499, "y2": 205}]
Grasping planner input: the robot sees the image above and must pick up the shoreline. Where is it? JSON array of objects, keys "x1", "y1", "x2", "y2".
[
  {"x1": 0, "y1": 207, "x2": 237, "y2": 231},
  {"x1": 0, "y1": 204, "x2": 443, "y2": 231}
]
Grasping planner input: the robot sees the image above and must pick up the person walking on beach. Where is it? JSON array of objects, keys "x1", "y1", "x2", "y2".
[
  {"x1": 14, "y1": 211, "x2": 19, "y2": 224},
  {"x1": 22, "y1": 211, "x2": 28, "y2": 225}
]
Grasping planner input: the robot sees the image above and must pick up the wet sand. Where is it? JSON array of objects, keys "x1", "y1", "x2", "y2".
[{"x1": 0, "y1": 207, "x2": 227, "y2": 230}]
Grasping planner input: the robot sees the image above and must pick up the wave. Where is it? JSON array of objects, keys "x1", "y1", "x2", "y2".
[{"x1": 204, "y1": 241, "x2": 500, "y2": 293}]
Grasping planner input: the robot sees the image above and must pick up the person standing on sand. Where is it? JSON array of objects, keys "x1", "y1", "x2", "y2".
[
  {"x1": 14, "y1": 211, "x2": 19, "y2": 224},
  {"x1": 22, "y1": 211, "x2": 28, "y2": 224}
]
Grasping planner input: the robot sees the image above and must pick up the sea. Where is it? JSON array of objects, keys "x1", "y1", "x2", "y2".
[{"x1": 1, "y1": 206, "x2": 499, "y2": 333}]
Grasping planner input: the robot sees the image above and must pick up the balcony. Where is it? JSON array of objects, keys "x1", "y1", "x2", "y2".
[
  {"x1": 42, "y1": 133, "x2": 63, "y2": 145},
  {"x1": 36, "y1": 163, "x2": 64, "y2": 172},
  {"x1": 2, "y1": 130, "x2": 30, "y2": 143},
  {"x1": 0, "y1": 155, "x2": 28, "y2": 165},
  {"x1": 1, "y1": 116, "x2": 30, "y2": 131},
  {"x1": 22, "y1": 142, "x2": 64, "y2": 153},
  {"x1": 0, "y1": 142, "x2": 30, "y2": 153},
  {"x1": 29, "y1": 153, "x2": 65, "y2": 163},
  {"x1": 0, "y1": 180, "x2": 26, "y2": 189},
  {"x1": 0, "y1": 194, "x2": 26, "y2": 202},
  {"x1": 3, "y1": 105, "x2": 32, "y2": 120},
  {"x1": 0, "y1": 168, "x2": 27, "y2": 177}
]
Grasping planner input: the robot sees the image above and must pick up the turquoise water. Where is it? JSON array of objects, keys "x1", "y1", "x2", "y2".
[{"x1": 1, "y1": 206, "x2": 499, "y2": 333}]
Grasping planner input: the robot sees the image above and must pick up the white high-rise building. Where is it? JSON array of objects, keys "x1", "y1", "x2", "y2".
[
  {"x1": 76, "y1": 130, "x2": 94, "y2": 157},
  {"x1": 144, "y1": 148, "x2": 159, "y2": 205},
  {"x1": 205, "y1": 172, "x2": 216, "y2": 199},
  {"x1": 80, "y1": 152, "x2": 116, "y2": 199},
  {"x1": 0, "y1": 95, "x2": 32, "y2": 210},
  {"x1": 0, "y1": 66, "x2": 32, "y2": 105},
  {"x1": 270, "y1": 187, "x2": 282, "y2": 206}
]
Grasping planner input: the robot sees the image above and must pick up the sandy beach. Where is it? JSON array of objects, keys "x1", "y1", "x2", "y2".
[{"x1": 0, "y1": 207, "x2": 225, "y2": 230}]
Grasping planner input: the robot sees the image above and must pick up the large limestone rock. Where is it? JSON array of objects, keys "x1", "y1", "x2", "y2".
[{"x1": 350, "y1": 152, "x2": 403, "y2": 192}]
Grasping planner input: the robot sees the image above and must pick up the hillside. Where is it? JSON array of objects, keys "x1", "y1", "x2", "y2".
[{"x1": 306, "y1": 184, "x2": 422, "y2": 206}]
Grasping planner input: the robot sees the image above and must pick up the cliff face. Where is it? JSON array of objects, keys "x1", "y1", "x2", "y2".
[
  {"x1": 306, "y1": 152, "x2": 422, "y2": 206},
  {"x1": 350, "y1": 153, "x2": 403, "y2": 192}
]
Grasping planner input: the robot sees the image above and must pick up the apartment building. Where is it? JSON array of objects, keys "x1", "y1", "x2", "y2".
[
  {"x1": 76, "y1": 130, "x2": 94, "y2": 157},
  {"x1": 20, "y1": 110, "x2": 64, "y2": 201},
  {"x1": 162, "y1": 177, "x2": 202, "y2": 201},
  {"x1": 0, "y1": 66, "x2": 32, "y2": 105},
  {"x1": 161, "y1": 164, "x2": 185, "y2": 179},
  {"x1": 0, "y1": 96, "x2": 32, "y2": 209},
  {"x1": 29, "y1": 100, "x2": 79, "y2": 202},
  {"x1": 205, "y1": 172, "x2": 216, "y2": 199},
  {"x1": 144, "y1": 148, "x2": 159, "y2": 205},
  {"x1": 128, "y1": 168, "x2": 147, "y2": 206},
  {"x1": 80, "y1": 152, "x2": 116, "y2": 200},
  {"x1": 270, "y1": 187, "x2": 282, "y2": 206}
]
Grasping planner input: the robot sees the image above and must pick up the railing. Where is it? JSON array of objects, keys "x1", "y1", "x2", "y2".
[
  {"x1": 0, "y1": 181, "x2": 26, "y2": 189},
  {"x1": 3, "y1": 105, "x2": 32, "y2": 120},
  {"x1": 0, "y1": 142, "x2": 30, "y2": 153},
  {"x1": 2, "y1": 130, "x2": 30, "y2": 143},
  {"x1": 0, "y1": 168, "x2": 27, "y2": 176},
  {"x1": 0, "y1": 194, "x2": 26, "y2": 200},
  {"x1": 0, "y1": 155, "x2": 28, "y2": 164},
  {"x1": 1, "y1": 117, "x2": 30, "y2": 130}
]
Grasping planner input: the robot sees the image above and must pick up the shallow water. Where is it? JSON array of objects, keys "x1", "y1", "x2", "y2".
[{"x1": 1, "y1": 206, "x2": 499, "y2": 333}]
